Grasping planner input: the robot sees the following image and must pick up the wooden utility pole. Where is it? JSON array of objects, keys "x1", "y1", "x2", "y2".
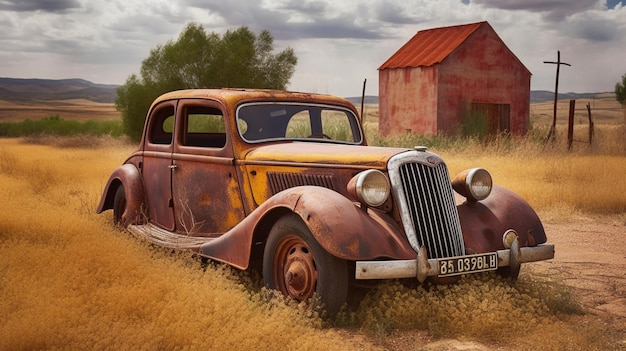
[
  {"x1": 360, "y1": 78, "x2": 367, "y2": 123},
  {"x1": 543, "y1": 51, "x2": 571, "y2": 142}
]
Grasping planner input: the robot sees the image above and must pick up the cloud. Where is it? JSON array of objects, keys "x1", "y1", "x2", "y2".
[
  {"x1": 0, "y1": 0, "x2": 625, "y2": 95},
  {"x1": 185, "y1": 0, "x2": 278, "y2": 29},
  {"x1": 279, "y1": 0, "x2": 329, "y2": 16},
  {"x1": 184, "y1": 0, "x2": 389, "y2": 40},
  {"x1": 566, "y1": 17, "x2": 617, "y2": 41},
  {"x1": 372, "y1": 0, "x2": 426, "y2": 25},
  {"x1": 0, "y1": 0, "x2": 80, "y2": 12},
  {"x1": 471, "y1": 0, "x2": 600, "y2": 22}
]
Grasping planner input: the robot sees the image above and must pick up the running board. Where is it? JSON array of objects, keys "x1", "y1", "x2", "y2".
[{"x1": 127, "y1": 223, "x2": 215, "y2": 250}]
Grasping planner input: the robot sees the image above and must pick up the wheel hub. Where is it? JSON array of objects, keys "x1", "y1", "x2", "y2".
[
  {"x1": 285, "y1": 260, "x2": 314, "y2": 297},
  {"x1": 278, "y1": 239, "x2": 318, "y2": 300}
]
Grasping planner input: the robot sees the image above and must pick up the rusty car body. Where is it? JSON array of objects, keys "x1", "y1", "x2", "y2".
[{"x1": 97, "y1": 89, "x2": 554, "y2": 314}]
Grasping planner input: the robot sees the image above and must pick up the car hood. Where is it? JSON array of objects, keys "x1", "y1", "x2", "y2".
[{"x1": 243, "y1": 142, "x2": 411, "y2": 169}]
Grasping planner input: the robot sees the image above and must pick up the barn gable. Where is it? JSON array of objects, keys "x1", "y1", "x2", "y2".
[{"x1": 378, "y1": 21, "x2": 531, "y2": 137}]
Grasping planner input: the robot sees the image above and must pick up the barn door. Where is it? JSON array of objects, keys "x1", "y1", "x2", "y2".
[{"x1": 471, "y1": 103, "x2": 510, "y2": 135}]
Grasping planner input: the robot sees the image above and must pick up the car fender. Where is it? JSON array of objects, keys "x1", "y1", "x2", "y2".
[
  {"x1": 96, "y1": 164, "x2": 145, "y2": 224},
  {"x1": 199, "y1": 186, "x2": 416, "y2": 269},
  {"x1": 457, "y1": 185, "x2": 546, "y2": 254},
  {"x1": 291, "y1": 186, "x2": 416, "y2": 260}
]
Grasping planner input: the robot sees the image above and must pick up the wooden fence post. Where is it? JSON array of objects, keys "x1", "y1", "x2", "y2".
[
  {"x1": 586, "y1": 103, "x2": 594, "y2": 145},
  {"x1": 567, "y1": 99, "x2": 575, "y2": 151}
]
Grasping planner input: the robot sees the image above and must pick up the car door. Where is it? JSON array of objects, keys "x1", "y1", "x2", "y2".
[
  {"x1": 171, "y1": 99, "x2": 245, "y2": 235},
  {"x1": 142, "y1": 101, "x2": 177, "y2": 230}
]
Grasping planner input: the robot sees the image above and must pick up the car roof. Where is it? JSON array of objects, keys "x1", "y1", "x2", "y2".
[{"x1": 151, "y1": 88, "x2": 356, "y2": 110}]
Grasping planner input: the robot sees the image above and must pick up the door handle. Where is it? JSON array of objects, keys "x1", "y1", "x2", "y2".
[{"x1": 168, "y1": 164, "x2": 177, "y2": 169}]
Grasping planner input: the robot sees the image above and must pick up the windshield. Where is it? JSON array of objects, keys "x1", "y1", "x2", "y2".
[{"x1": 236, "y1": 102, "x2": 363, "y2": 144}]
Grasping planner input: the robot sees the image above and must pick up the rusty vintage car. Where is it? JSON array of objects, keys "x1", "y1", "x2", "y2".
[{"x1": 97, "y1": 89, "x2": 554, "y2": 314}]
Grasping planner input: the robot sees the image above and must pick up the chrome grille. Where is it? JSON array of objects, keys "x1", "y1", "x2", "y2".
[
  {"x1": 389, "y1": 152, "x2": 465, "y2": 259},
  {"x1": 268, "y1": 172, "x2": 336, "y2": 194}
]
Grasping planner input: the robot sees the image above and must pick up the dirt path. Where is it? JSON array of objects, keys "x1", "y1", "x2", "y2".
[{"x1": 535, "y1": 216, "x2": 626, "y2": 322}]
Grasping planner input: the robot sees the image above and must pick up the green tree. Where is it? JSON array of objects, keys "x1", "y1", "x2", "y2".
[
  {"x1": 617, "y1": 73, "x2": 626, "y2": 125},
  {"x1": 116, "y1": 24, "x2": 297, "y2": 142},
  {"x1": 616, "y1": 73, "x2": 626, "y2": 106}
]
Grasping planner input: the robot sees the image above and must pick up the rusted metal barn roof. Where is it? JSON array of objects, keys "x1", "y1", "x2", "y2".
[{"x1": 379, "y1": 21, "x2": 486, "y2": 70}]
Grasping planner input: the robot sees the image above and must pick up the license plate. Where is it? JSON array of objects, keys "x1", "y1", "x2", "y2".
[{"x1": 438, "y1": 252, "x2": 498, "y2": 277}]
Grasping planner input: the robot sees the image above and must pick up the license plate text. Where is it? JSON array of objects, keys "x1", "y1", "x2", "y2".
[{"x1": 438, "y1": 253, "x2": 498, "y2": 277}]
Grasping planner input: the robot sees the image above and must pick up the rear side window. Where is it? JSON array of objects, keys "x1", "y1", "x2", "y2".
[
  {"x1": 148, "y1": 105, "x2": 175, "y2": 145},
  {"x1": 182, "y1": 106, "x2": 226, "y2": 148}
]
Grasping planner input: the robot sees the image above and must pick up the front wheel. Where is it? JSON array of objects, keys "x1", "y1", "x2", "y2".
[
  {"x1": 496, "y1": 265, "x2": 520, "y2": 280},
  {"x1": 263, "y1": 214, "x2": 348, "y2": 315}
]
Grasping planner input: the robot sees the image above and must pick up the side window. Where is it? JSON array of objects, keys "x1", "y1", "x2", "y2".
[
  {"x1": 183, "y1": 106, "x2": 226, "y2": 148},
  {"x1": 148, "y1": 106, "x2": 175, "y2": 145}
]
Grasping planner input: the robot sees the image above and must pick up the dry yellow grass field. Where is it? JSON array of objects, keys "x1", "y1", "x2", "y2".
[
  {"x1": 1, "y1": 95, "x2": 625, "y2": 350},
  {"x1": 0, "y1": 99, "x2": 120, "y2": 122},
  {"x1": 530, "y1": 92, "x2": 625, "y2": 126},
  {"x1": 0, "y1": 137, "x2": 622, "y2": 350}
]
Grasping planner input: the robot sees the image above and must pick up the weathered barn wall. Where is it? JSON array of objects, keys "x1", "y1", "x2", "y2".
[{"x1": 379, "y1": 66, "x2": 438, "y2": 135}]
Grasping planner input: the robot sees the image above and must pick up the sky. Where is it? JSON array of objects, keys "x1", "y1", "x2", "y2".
[{"x1": 0, "y1": 0, "x2": 625, "y2": 98}]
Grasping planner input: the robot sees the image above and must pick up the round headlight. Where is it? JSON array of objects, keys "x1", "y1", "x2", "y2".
[
  {"x1": 348, "y1": 170, "x2": 390, "y2": 207},
  {"x1": 452, "y1": 168, "x2": 492, "y2": 202}
]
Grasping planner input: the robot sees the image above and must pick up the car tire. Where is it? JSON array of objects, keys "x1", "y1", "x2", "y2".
[
  {"x1": 263, "y1": 214, "x2": 348, "y2": 316},
  {"x1": 496, "y1": 266, "x2": 520, "y2": 280},
  {"x1": 113, "y1": 185, "x2": 127, "y2": 227}
]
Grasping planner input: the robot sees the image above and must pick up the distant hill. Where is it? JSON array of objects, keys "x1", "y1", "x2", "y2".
[
  {"x1": 0, "y1": 78, "x2": 119, "y2": 103},
  {"x1": 345, "y1": 95, "x2": 379, "y2": 104},
  {"x1": 0, "y1": 78, "x2": 608, "y2": 105},
  {"x1": 347, "y1": 91, "x2": 607, "y2": 105},
  {"x1": 529, "y1": 90, "x2": 601, "y2": 103}
]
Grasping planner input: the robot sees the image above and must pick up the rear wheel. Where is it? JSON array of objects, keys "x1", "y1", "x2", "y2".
[
  {"x1": 113, "y1": 186, "x2": 128, "y2": 227},
  {"x1": 263, "y1": 214, "x2": 348, "y2": 315}
]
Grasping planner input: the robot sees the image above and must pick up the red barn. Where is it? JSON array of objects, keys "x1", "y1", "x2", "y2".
[{"x1": 378, "y1": 21, "x2": 531, "y2": 136}]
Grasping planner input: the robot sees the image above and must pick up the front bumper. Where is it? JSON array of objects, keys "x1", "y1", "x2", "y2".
[{"x1": 355, "y1": 238, "x2": 555, "y2": 282}]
